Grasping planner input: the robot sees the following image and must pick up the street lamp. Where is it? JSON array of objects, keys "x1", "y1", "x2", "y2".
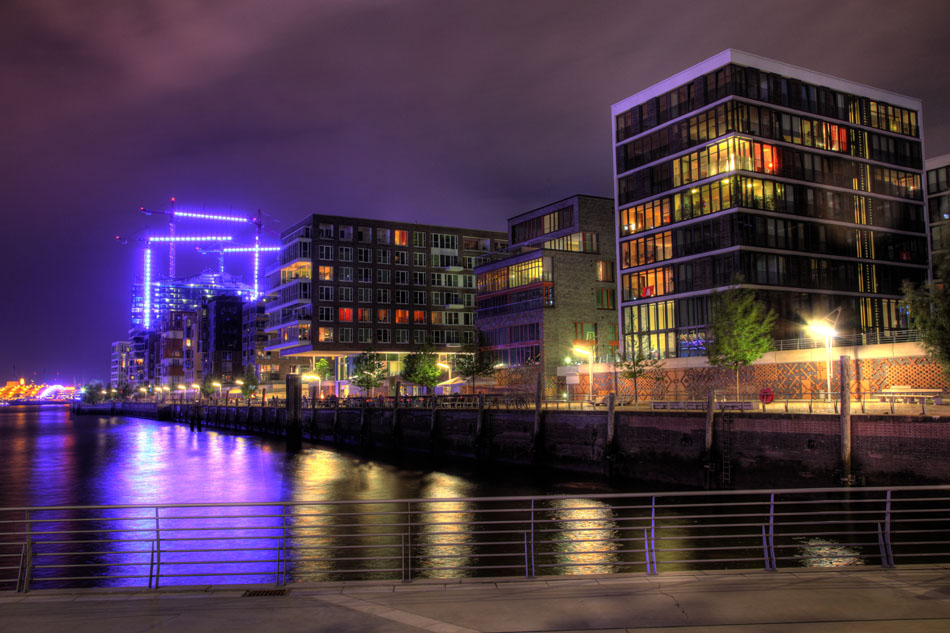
[
  {"x1": 212, "y1": 381, "x2": 222, "y2": 401},
  {"x1": 437, "y1": 362, "x2": 451, "y2": 380},
  {"x1": 572, "y1": 346, "x2": 594, "y2": 402},
  {"x1": 807, "y1": 308, "x2": 841, "y2": 400}
]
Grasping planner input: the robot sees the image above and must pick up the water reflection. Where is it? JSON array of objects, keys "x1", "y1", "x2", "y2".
[
  {"x1": 546, "y1": 498, "x2": 619, "y2": 575},
  {"x1": 415, "y1": 473, "x2": 475, "y2": 578}
]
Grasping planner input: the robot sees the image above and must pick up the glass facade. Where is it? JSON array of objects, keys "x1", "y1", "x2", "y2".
[{"x1": 614, "y1": 55, "x2": 927, "y2": 357}]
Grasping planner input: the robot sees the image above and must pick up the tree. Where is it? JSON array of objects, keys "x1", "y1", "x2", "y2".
[
  {"x1": 706, "y1": 285, "x2": 777, "y2": 399},
  {"x1": 82, "y1": 381, "x2": 105, "y2": 404},
  {"x1": 454, "y1": 335, "x2": 496, "y2": 393},
  {"x1": 240, "y1": 366, "x2": 258, "y2": 401},
  {"x1": 616, "y1": 336, "x2": 662, "y2": 405},
  {"x1": 903, "y1": 258, "x2": 950, "y2": 377},
  {"x1": 200, "y1": 376, "x2": 217, "y2": 402},
  {"x1": 349, "y1": 352, "x2": 386, "y2": 396},
  {"x1": 117, "y1": 381, "x2": 133, "y2": 401},
  {"x1": 401, "y1": 345, "x2": 442, "y2": 393}
]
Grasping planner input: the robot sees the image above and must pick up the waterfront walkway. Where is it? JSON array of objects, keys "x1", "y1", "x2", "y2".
[{"x1": 2, "y1": 567, "x2": 950, "y2": 632}]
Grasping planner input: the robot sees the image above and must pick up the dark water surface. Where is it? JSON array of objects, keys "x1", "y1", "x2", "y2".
[{"x1": 0, "y1": 405, "x2": 629, "y2": 510}]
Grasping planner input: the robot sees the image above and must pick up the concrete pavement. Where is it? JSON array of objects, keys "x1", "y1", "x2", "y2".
[{"x1": 2, "y1": 567, "x2": 950, "y2": 632}]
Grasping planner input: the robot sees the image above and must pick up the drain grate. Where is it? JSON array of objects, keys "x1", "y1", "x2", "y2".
[{"x1": 242, "y1": 589, "x2": 289, "y2": 597}]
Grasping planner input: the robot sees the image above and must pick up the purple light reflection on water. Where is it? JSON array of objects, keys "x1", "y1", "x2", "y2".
[{"x1": 0, "y1": 406, "x2": 623, "y2": 588}]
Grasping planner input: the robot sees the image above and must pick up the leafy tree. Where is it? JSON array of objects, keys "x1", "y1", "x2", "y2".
[
  {"x1": 401, "y1": 345, "x2": 442, "y2": 393},
  {"x1": 200, "y1": 375, "x2": 217, "y2": 402},
  {"x1": 116, "y1": 381, "x2": 133, "y2": 401},
  {"x1": 454, "y1": 335, "x2": 496, "y2": 392},
  {"x1": 706, "y1": 285, "x2": 777, "y2": 399},
  {"x1": 903, "y1": 258, "x2": 950, "y2": 377},
  {"x1": 616, "y1": 335, "x2": 662, "y2": 405},
  {"x1": 239, "y1": 366, "x2": 258, "y2": 401},
  {"x1": 82, "y1": 381, "x2": 105, "y2": 404},
  {"x1": 350, "y1": 352, "x2": 386, "y2": 396}
]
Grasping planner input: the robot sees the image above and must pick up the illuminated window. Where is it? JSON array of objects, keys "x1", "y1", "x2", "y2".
[
  {"x1": 377, "y1": 309, "x2": 391, "y2": 323},
  {"x1": 338, "y1": 307, "x2": 353, "y2": 322},
  {"x1": 318, "y1": 327, "x2": 334, "y2": 342},
  {"x1": 358, "y1": 308, "x2": 372, "y2": 323},
  {"x1": 318, "y1": 266, "x2": 333, "y2": 280},
  {"x1": 596, "y1": 261, "x2": 615, "y2": 282},
  {"x1": 413, "y1": 310, "x2": 426, "y2": 324},
  {"x1": 395, "y1": 309, "x2": 409, "y2": 324},
  {"x1": 394, "y1": 230, "x2": 409, "y2": 246}
]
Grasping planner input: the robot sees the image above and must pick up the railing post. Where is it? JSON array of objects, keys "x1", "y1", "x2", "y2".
[
  {"x1": 148, "y1": 540, "x2": 155, "y2": 589},
  {"x1": 768, "y1": 493, "x2": 777, "y2": 570},
  {"x1": 649, "y1": 496, "x2": 658, "y2": 575},
  {"x1": 884, "y1": 490, "x2": 895, "y2": 568},
  {"x1": 524, "y1": 532, "x2": 530, "y2": 578},
  {"x1": 279, "y1": 505, "x2": 288, "y2": 586},
  {"x1": 154, "y1": 507, "x2": 161, "y2": 588}
]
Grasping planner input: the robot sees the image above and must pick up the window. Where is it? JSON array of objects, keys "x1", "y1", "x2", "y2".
[
  {"x1": 574, "y1": 322, "x2": 597, "y2": 341},
  {"x1": 414, "y1": 330, "x2": 426, "y2": 344},
  {"x1": 395, "y1": 309, "x2": 409, "y2": 324},
  {"x1": 431, "y1": 291, "x2": 444, "y2": 305},
  {"x1": 432, "y1": 330, "x2": 446, "y2": 344},
  {"x1": 463, "y1": 293, "x2": 475, "y2": 307},
  {"x1": 339, "y1": 286, "x2": 353, "y2": 302},
  {"x1": 396, "y1": 329, "x2": 409, "y2": 344},
  {"x1": 357, "y1": 248, "x2": 372, "y2": 263},
  {"x1": 318, "y1": 327, "x2": 333, "y2": 342},
  {"x1": 357, "y1": 268, "x2": 372, "y2": 283},
  {"x1": 412, "y1": 231, "x2": 426, "y2": 247},
  {"x1": 358, "y1": 328, "x2": 372, "y2": 343},
  {"x1": 377, "y1": 269, "x2": 391, "y2": 284},
  {"x1": 377, "y1": 229, "x2": 391, "y2": 244},
  {"x1": 395, "y1": 289, "x2": 409, "y2": 304},
  {"x1": 431, "y1": 311, "x2": 443, "y2": 324},
  {"x1": 395, "y1": 270, "x2": 408, "y2": 284},
  {"x1": 339, "y1": 225, "x2": 353, "y2": 241},
  {"x1": 394, "y1": 251, "x2": 408, "y2": 265},
  {"x1": 319, "y1": 245, "x2": 333, "y2": 260},
  {"x1": 413, "y1": 290, "x2": 427, "y2": 305},
  {"x1": 358, "y1": 308, "x2": 372, "y2": 323},
  {"x1": 377, "y1": 249, "x2": 391, "y2": 264},
  {"x1": 431, "y1": 273, "x2": 444, "y2": 286},
  {"x1": 339, "y1": 246, "x2": 353, "y2": 262},
  {"x1": 463, "y1": 331, "x2": 474, "y2": 344},
  {"x1": 511, "y1": 206, "x2": 573, "y2": 243},
  {"x1": 413, "y1": 252, "x2": 427, "y2": 267},
  {"x1": 376, "y1": 329, "x2": 391, "y2": 343},
  {"x1": 338, "y1": 266, "x2": 353, "y2": 282},
  {"x1": 376, "y1": 288, "x2": 391, "y2": 303},
  {"x1": 596, "y1": 261, "x2": 615, "y2": 282},
  {"x1": 318, "y1": 306, "x2": 333, "y2": 321},
  {"x1": 317, "y1": 266, "x2": 333, "y2": 280},
  {"x1": 394, "y1": 230, "x2": 409, "y2": 246},
  {"x1": 318, "y1": 223, "x2": 334, "y2": 239},
  {"x1": 338, "y1": 307, "x2": 353, "y2": 322},
  {"x1": 596, "y1": 289, "x2": 615, "y2": 310},
  {"x1": 413, "y1": 310, "x2": 426, "y2": 324},
  {"x1": 463, "y1": 312, "x2": 474, "y2": 325},
  {"x1": 357, "y1": 226, "x2": 372, "y2": 242},
  {"x1": 318, "y1": 286, "x2": 333, "y2": 301},
  {"x1": 413, "y1": 271, "x2": 426, "y2": 285},
  {"x1": 339, "y1": 327, "x2": 353, "y2": 343},
  {"x1": 377, "y1": 309, "x2": 391, "y2": 323},
  {"x1": 431, "y1": 233, "x2": 459, "y2": 249},
  {"x1": 358, "y1": 287, "x2": 372, "y2": 303}
]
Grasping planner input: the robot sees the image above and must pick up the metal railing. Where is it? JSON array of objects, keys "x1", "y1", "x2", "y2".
[
  {"x1": 2, "y1": 486, "x2": 949, "y2": 592},
  {"x1": 771, "y1": 329, "x2": 922, "y2": 352}
]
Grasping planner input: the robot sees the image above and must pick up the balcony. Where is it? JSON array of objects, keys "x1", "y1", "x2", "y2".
[{"x1": 265, "y1": 281, "x2": 312, "y2": 313}]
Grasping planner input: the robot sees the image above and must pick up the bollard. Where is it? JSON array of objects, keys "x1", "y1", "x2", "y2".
[
  {"x1": 839, "y1": 355, "x2": 852, "y2": 485},
  {"x1": 286, "y1": 374, "x2": 303, "y2": 452}
]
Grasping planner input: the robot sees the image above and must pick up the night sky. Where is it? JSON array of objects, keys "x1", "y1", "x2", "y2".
[{"x1": 2, "y1": 0, "x2": 949, "y2": 384}]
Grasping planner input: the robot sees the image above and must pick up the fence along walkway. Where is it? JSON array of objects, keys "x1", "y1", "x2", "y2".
[{"x1": 2, "y1": 485, "x2": 949, "y2": 592}]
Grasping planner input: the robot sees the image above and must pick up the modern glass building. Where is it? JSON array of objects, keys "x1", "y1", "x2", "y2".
[
  {"x1": 927, "y1": 154, "x2": 950, "y2": 276},
  {"x1": 612, "y1": 50, "x2": 928, "y2": 358},
  {"x1": 130, "y1": 270, "x2": 252, "y2": 331}
]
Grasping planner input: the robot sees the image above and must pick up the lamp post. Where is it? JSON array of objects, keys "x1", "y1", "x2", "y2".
[
  {"x1": 191, "y1": 383, "x2": 201, "y2": 404},
  {"x1": 807, "y1": 308, "x2": 841, "y2": 400},
  {"x1": 212, "y1": 381, "x2": 222, "y2": 403},
  {"x1": 572, "y1": 346, "x2": 594, "y2": 403}
]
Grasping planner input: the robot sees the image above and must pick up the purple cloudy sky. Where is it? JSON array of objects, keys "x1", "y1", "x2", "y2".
[{"x1": 2, "y1": 0, "x2": 949, "y2": 383}]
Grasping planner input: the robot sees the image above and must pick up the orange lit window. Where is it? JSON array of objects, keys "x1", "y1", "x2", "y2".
[
  {"x1": 413, "y1": 310, "x2": 426, "y2": 324},
  {"x1": 431, "y1": 312, "x2": 443, "y2": 324},
  {"x1": 318, "y1": 266, "x2": 333, "y2": 280},
  {"x1": 395, "y1": 309, "x2": 409, "y2": 324},
  {"x1": 595, "y1": 261, "x2": 614, "y2": 282},
  {"x1": 377, "y1": 309, "x2": 391, "y2": 323},
  {"x1": 394, "y1": 230, "x2": 409, "y2": 246},
  {"x1": 338, "y1": 308, "x2": 353, "y2": 322},
  {"x1": 358, "y1": 308, "x2": 372, "y2": 323}
]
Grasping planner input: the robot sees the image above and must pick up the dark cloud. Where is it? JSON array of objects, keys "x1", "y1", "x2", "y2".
[{"x1": 1, "y1": 0, "x2": 949, "y2": 382}]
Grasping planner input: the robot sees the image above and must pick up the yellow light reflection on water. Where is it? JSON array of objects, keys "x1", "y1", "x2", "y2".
[
  {"x1": 415, "y1": 473, "x2": 475, "y2": 579},
  {"x1": 548, "y1": 498, "x2": 619, "y2": 575}
]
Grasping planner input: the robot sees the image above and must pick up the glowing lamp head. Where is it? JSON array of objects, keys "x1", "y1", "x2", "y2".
[
  {"x1": 437, "y1": 363, "x2": 450, "y2": 370},
  {"x1": 212, "y1": 382, "x2": 222, "y2": 388},
  {"x1": 807, "y1": 321, "x2": 837, "y2": 339},
  {"x1": 235, "y1": 379, "x2": 244, "y2": 385},
  {"x1": 571, "y1": 346, "x2": 593, "y2": 357}
]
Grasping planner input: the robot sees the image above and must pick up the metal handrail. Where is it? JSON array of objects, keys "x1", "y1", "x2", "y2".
[{"x1": 3, "y1": 486, "x2": 949, "y2": 592}]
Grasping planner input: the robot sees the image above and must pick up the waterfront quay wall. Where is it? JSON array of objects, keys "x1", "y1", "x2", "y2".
[{"x1": 72, "y1": 402, "x2": 950, "y2": 487}]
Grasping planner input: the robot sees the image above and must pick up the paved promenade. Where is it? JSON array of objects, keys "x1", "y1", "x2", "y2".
[{"x1": 2, "y1": 567, "x2": 950, "y2": 632}]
